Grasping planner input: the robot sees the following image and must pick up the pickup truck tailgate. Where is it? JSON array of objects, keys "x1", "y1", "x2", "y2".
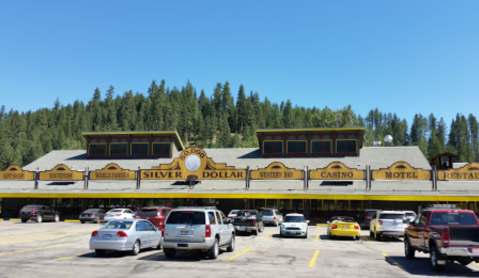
[{"x1": 450, "y1": 227, "x2": 479, "y2": 246}]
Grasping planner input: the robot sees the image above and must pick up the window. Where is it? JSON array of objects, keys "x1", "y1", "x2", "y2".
[
  {"x1": 110, "y1": 138, "x2": 128, "y2": 156},
  {"x1": 336, "y1": 140, "x2": 357, "y2": 154},
  {"x1": 131, "y1": 138, "x2": 149, "y2": 156},
  {"x1": 220, "y1": 212, "x2": 227, "y2": 224},
  {"x1": 166, "y1": 211, "x2": 206, "y2": 225},
  {"x1": 208, "y1": 211, "x2": 217, "y2": 225},
  {"x1": 136, "y1": 221, "x2": 146, "y2": 231},
  {"x1": 215, "y1": 212, "x2": 222, "y2": 224},
  {"x1": 89, "y1": 138, "x2": 107, "y2": 156},
  {"x1": 287, "y1": 141, "x2": 307, "y2": 154},
  {"x1": 264, "y1": 141, "x2": 283, "y2": 155},
  {"x1": 323, "y1": 200, "x2": 335, "y2": 211},
  {"x1": 311, "y1": 141, "x2": 332, "y2": 154},
  {"x1": 152, "y1": 143, "x2": 170, "y2": 156},
  {"x1": 103, "y1": 220, "x2": 133, "y2": 229}
]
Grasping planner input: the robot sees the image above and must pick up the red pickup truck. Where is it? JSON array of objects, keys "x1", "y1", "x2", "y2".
[{"x1": 404, "y1": 205, "x2": 479, "y2": 271}]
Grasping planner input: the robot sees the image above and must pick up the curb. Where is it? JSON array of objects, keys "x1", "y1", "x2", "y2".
[{"x1": 0, "y1": 218, "x2": 21, "y2": 221}]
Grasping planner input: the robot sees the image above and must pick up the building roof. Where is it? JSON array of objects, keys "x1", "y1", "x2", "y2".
[{"x1": 82, "y1": 130, "x2": 185, "y2": 150}]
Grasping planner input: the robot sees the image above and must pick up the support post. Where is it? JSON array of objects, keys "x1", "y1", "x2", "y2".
[
  {"x1": 304, "y1": 166, "x2": 308, "y2": 189},
  {"x1": 431, "y1": 165, "x2": 437, "y2": 191},
  {"x1": 136, "y1": 167, "x2": 141, "y2": 189},
  {"x1": 84, "y1": 167, "x2": 89, "y2": 189},
  {"x1": 34, "y1": 167, "x2": 39, "y2": 190},
  {"x1": 246, "y1": 166, "x2": 250, "y2": 189}
]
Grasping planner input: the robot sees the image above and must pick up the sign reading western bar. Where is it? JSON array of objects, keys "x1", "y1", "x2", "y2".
[
  {"x1": 89, "y1": 163, "x2": 136, "y2": 180},
  {"x1": 309, "y1": 162, "x2": 365, "y2": 180},
  {"x1": 39, "y1": 164, "x2": 84, "y2": 181},
  {"x1": 438, "y1": 163, "x2": 479, "y2": 181},
  {"x1": 250, "y1": 162, "x2": 303, "y2": 180},
  {"x1": 372, "y1": 161, "x2": 431, "y2": 180},
  {"x1": 0, "y1": 165, "x2": 35, "y2": 180},
  {"x1": 141, "y1": 147, "x2": 246, "y2": 181}
]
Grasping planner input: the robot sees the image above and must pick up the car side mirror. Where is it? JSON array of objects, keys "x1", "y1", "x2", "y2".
[
  {"x1": 327, "y1": 221, "x2": 330, "y2": 224},
  {"x1": 306, "y1": 220, "x2": 310, "y2": 224}
]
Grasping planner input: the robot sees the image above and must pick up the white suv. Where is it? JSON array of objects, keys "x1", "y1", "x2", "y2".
[
  {"x1": 369, "y1": 210, "x2": 408, "y2": 241},
  {"x1": 163, "y1": 207, "x2": 235, "y2": 259}
]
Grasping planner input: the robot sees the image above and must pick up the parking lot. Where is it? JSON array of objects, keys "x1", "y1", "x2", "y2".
[{"x1": 1, "y1": 221, "x2": 479, "y2": 277}]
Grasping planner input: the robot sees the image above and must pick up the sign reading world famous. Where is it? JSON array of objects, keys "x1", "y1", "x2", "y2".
[
  {"x1": 39, "y1": 164, "x2": 84, "y2": 181},
  {"x1": 89, "y1": 163, "x2": 136, "y2": 180},
  {"x1": 438, "y1": 163, "x2": 479, "y2": 181},
  {"x1": 141, "y1": 147, "x2": 246, "y2": 181},
  {"x1": 0, "y1": 165, "x2": 35, "y2": 180},
  {"x1": 372, "y1": 161, "x2": 431, "y2": 180},
  {"x1": 309, "y1": 162, "x2": 365, "y2": 180}
]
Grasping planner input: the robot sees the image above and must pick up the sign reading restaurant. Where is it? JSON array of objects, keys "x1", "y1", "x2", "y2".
[
  {"x1": 0, "y1": 165, "x2": 35, "y2": 180},
  {"x1": 372, "y1": 161, "x2": 431, "y2": 180},
  {"x1": 89, "y1": 163, "x2": 136, "y2": 180},
  {"x1": 309, "y1": 162, "x2": 365, "y2": 180},
  {"x1": 141, "y1": 147, "x2": 246, "y2": 181},
  {"x1": 250, "y1": 162, "x2": 303, "y2": 180},
  {"x1": 438, "y1": 163, "x2": 479, "y2": 181},
  {"x1": 38, "y1": 164, "x2": 84, "y2": 181}
]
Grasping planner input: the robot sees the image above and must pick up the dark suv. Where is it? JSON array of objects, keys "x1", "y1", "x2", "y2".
[
  {"x1": 357, "y1": 209, "x2": 381, "y2": 229},
  {"x1": 135, "y1": 206, "x2": 172, "y2": 231},
  {"x1": 20, "y1": 204, "x2": 60, "y2": 223}
]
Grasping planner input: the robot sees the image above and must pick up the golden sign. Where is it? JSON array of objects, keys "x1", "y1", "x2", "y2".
[
  {"x1": 438, "y1": 163, "x2": 479, "y2": 181},
  {"x1": 89, "y1": 163, "x2": 136, "y2": 180},
  {"x1": 39, "y1": 164, "x2": 84, "y2": 181},
  {"x1": 0, "y1": 165, "x2": 35, "y2": 180},
  {"x1": 250, "y1": 162, "x2": 303, "y2": 180},
  {"x1": 372, "y1": 161, "x2": 431, "y2": 180},
  {"x1": 310, "y1": 162, "x2": 365, "y2": 180},
  {"x1": 141, "y1": 147, "x2": 246, "y2": 180}
]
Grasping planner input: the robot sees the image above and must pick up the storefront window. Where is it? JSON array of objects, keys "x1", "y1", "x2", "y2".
[
  {"x1": 131, "y1": 138, "x2": 149, "y2": 156},
  {"x1": 89, "y1": 139, "x2": 107, "y2": 156},
  {"x1": 311, "y1": 199, "x2": 322, "y2": 211},
  {"x1": 312, "y1": 141, "x2": 331, "y2": 154},
  {"x1": 111, "y1": 198, "x2": 121, "y2": 208},
  {"x1": 152, "y1": 143, "x2": 170, "y2": 156},
  {"x1": 110, "y1": 139, "x2": 128, "y2": 156},
  {"x1": 351, "y1": 200, "x2": 362, "y2": 211},
  {"x1": 255, "y1": 199, "x2": 265, "y2": 210},
  {"x1": 324, "y1": 200, "x2": 335, "y2": 211},
  {"x1": 337, "y1": 200, "x2": 348, "y2": 211},
  {"x1": 264, "y1": 141, "x2": 283, "y2": 154},
  {"x1": 292, "y1": 199, "x2": 303, "y2": 211},
  {"x1": 280, "y1": 199, "x2": 291, "y2": 210}
]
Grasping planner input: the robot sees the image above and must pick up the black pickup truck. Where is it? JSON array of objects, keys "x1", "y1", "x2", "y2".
[
  {"x1": 404, "y1": 205, "x2": 479, "y2": 271},
  {"x1": 232, "y1": 210, "x2": 264, "y2": 235}
]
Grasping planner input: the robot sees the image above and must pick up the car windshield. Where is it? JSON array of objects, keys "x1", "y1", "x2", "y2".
[
  {"x1": 405, "y1": 213, "x2": 416, "y2": 218},
  {"x1": 21, "y1": 205, "x2": 38, "y2": 210},
  {"x1": 284, "y1": 216, "x2": 305, "y2": 223},
  {"x1": 380, "y1": 214, "x2": 405, "y2": 220},
  {"x1": 108, "y1": 210, "x2": 122, "y2": 213},
  {"x1": 228, "y1": 210, "x2": 239, "y2": 216},
  {"x1": 430, "y1": 212, "x2": 478, "y2": 226},
  {"x1": 261, "y1": 210, "x2": 274, "y2": 216},
  {"x1": 83, "y1": 209, "x2": 98, "y2": 213},
  {"x1": 331, "y1": 216, "x2": 355, "y2": 222},
  {"x1": 137, "y1": 209, "x2": 159, "y2": 217},
  {"x1": 103, "y1": 220, "x2": 133, "y2": 230},
  {"x1": 366, "y1": 211, "x2": 377, "y2": 217},
  {"x1": 166, "y1": 211, "x2": 206, "y2": 225}
]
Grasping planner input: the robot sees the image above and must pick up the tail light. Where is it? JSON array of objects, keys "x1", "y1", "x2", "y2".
[
  {"x1": 31, "y1": 210, "x2": 37, "y2": 214},
  {"x1": 332, "y1": 225, "x2": 338, "y2": 229},
  {"x1": 354, "y1": 225, "x2": 360, "y2": 230},
  {"x1": 274, "y1": 216, "x2": 276, "y2": 220},
  {"x1": 116, "y1": 214, "x2": 122, "y2": 216},
  {"x1": 91, "y1": 231, "x2": 98, "y2": 237},
  {"x1": 205, "y1": 225, "x2": 211, "y2": 238},
  {"x1": 91, "y1": 214, "x2": 96, "y2": 217},
  {"x1": 228, "y1": 216, "x2": 233, "y2": 219},
  {"x1": 161, "y1": 230, "x2": 164, "y2": 237},
  {"x1": 116, "y1": 231, "x2": 128, "y2": 237},
  {"x1": 378, "y1": 220, "x2": 383, "y2": 225},
  {"x1": 441, "y1": 228, "x2": 450, "y2": 247},
  {"x1": 253, "y1": 220, "x2": 257, "y2": 225},
  {"x1": 365, "y1": 216, "x2": 371, "y2": 219}
]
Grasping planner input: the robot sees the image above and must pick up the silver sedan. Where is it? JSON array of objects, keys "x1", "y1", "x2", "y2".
[{"x1": 90, "y1": 219, "x2": 162, "y2": 256}]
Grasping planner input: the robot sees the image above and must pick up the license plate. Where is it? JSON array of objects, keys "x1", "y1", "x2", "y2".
[
  {"x1": 239, "y1": 226, "x2": 246, "y2": 230},
  {"x1": 343, "y1": 226, "x2": 349, "y2": 229},
  {"x1": 471, "y1": 248, "x2": 479, "y2": 254},
  {"x1": 103, "y1": 234, "x2": 111, "y2": 240},
  {"x1": 180, "y1": 230, "x2": 189, "y2": 235}
]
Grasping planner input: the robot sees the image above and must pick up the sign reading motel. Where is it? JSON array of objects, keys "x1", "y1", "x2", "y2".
[{"x1": 372, "y1": 162, "x2": 431, "y2": 181}]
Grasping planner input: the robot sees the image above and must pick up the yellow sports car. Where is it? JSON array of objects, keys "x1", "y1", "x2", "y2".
[{"x1": 327, "y1": 216, "x2": 361, "y2": 240}]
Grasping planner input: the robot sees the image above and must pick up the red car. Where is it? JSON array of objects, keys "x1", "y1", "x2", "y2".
[{"x1": 135, "y1": 207, "x2": 172, "y2": 231}]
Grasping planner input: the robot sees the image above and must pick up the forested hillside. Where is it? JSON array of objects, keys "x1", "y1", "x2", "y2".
[{"x1": 0, "y1": 80, "x2": 478, "y2": 169}]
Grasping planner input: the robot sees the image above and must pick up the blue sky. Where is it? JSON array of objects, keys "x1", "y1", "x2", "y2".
[{"x1": 1, "y1": 1, "x2": 478, "y2": 126}]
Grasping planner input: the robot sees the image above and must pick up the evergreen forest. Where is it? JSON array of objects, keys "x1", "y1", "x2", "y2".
[{"x1": 0, "y1": 80, "x2": 478, "y2": 169}]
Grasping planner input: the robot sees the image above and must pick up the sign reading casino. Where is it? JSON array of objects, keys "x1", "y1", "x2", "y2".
[
  {"x1": 309, "y1": 162, "x2": 365, "y2": 180},
  {"x1": 141, "y1": 147, "x2": 246, "y2": 181}
]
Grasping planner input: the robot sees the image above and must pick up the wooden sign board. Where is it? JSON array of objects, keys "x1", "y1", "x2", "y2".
[
  {"x1": 372, "y1": 161, "x2": 431, "y2": 180},
  {"x1": 39, "y1": 164, "x2": 84, "y2": 181},
  {"x1": 438, "y1": 163, "x2": 479, "y2": 181},
  {"x1": 0, "y1": 165, "x2": 35, "y2": 180},
  {"x1": 89, "y1": 163, "x2": 136, "y2": 180},
  {"x1": 250, "y1": 162, "x2": 303, "y2": 180},
  {"x1": 142, "y1": 147, "x2": 246, "y2": 181},
  {"x1": 310, "y1": 162, "x2": 365, "y2": 180}
]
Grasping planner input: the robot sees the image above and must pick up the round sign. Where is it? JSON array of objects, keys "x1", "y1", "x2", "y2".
[{"x1": 185, "y1": 155, "x2": 201, "y2": 172}]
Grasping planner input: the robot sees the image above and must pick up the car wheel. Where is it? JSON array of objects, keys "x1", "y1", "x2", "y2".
[
  {"x1": 304, "y1": 232, "x2": 308, "y2": 239},
  {"x1": 207, "y1": 238, "x2": 219, "y2": 259},
  {"x1": 36, "y1": 215, "x2": 42, "y2": 223},
  {"x1": 95, "y1": 249, "x2": 105, "y2": 256},
  {"x1": 130, "y1": 240, "x2": 140, "y2": 256},
  {"x1": 21, "y1": 219, "x2": 28, "y2": 223},
  {"x1": 227, "y1": 234, "x2": 235, "y2": 252},
  {"x1": 430, "y1": 245, "x2": 444, "y2": 272},
  {"x1": 259, "y1": 223, "x2": 264, "y2": 233},
  {"x1": 80, "y1": 221, "x2": 85, "y2": 224},
  {"x1": 404, "y1": 237, "x2": 415, "y2": 259},
  {"x1": 275, "y1": 221, "x2": 279, "y2": 227},
  {"x1": 374, "y1": 229, "x2": 381, "y2": 241},
  {"x1": 355, "y1": 236, "x2": 360, "y2": 240},
  {"x1": 253, "y1": 227, "x2": 259, "y2": 236},
  {"x1": 164, "y1": 248, "x2": 176, "y2": 259},
  {"x1": 156, "y1": 240, "x2": 162, "y2": 250},
  {"x1": 54, "y1": 214, "x2": 59, "y2": 222}
]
